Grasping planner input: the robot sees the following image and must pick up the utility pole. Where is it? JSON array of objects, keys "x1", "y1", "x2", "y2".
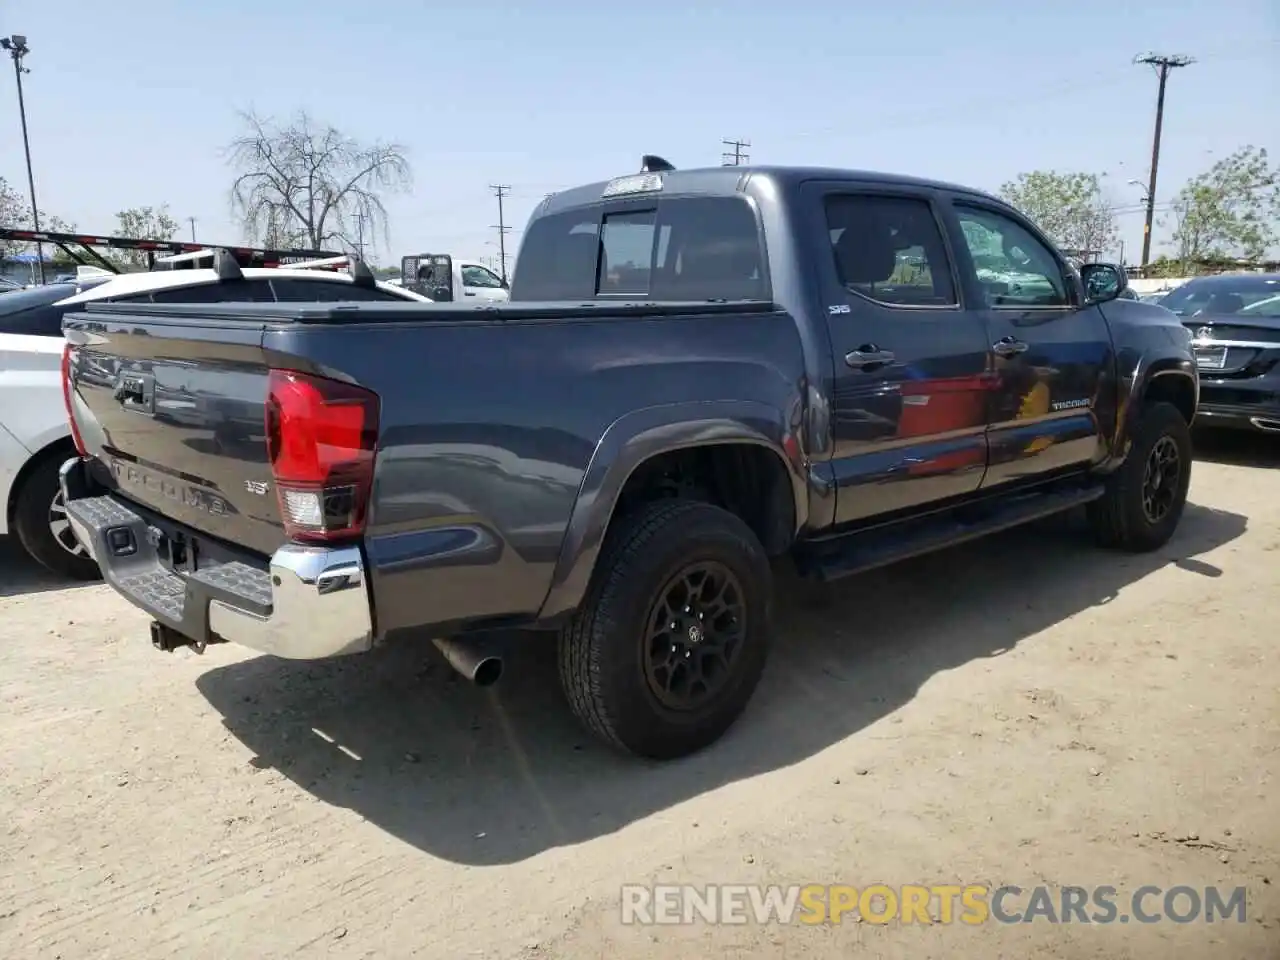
[
  {"x1": 490, "y1": 184, "x2": 511, "y2": 282},
  {"x1": 1134, "y1": 53, "x2": 1193, "y2": 269},
  {"x1": 354, "y1": 212, "x2": 366, "y2": 260},
  {"x1": 187, "y1": 217, "x2": 197, "y2": 243},
  {"x1": 2, "y1": 35, "x2": 45, "y2": 284},
  {"x1": 721, "y1": 138, "x2": 750, "y2": 166}
]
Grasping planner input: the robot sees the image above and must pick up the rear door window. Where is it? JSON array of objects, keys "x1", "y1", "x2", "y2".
[{"x1": 823, "y1": 194, "x2": 957, "y2": 307}]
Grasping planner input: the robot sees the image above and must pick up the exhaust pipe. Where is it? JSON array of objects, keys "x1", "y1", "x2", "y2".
[
  {"x1": 1249, "y1": 417, "x2": 1280, "y2": 433},
  {"x1": 432, "y1": 636, "x2": 503, "y2": 687}
]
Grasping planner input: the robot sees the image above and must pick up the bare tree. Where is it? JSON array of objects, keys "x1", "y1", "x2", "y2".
[{"x1": 226, "y1": 110, "x2": 411, "y2": 252}]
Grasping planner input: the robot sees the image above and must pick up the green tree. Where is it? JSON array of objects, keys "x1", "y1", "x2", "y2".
[
  {"x1": 0, "y1": 177, "x2": 24, "y2": 243},
  {"x1": 1166, "y1": 145, "x2": 1280, "y2": 264},
  {"x1": 112, "y1": 205, "x2": 180, "y2": 267},
  {"x1": 998, "y1": 171, "x2": 1118, "y2": 261},
  {"x1": 2, "y1": 175, "x2": 77, "y2": 263}
]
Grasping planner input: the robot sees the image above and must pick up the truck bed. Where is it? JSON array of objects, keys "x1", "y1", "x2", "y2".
[{"x1": 63, "y1": 297, "x2": 802, "y2": 638}]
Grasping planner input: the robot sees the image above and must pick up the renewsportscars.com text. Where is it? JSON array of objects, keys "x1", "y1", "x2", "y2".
[{"x1": 620, "y1": 883, "x2": 1248, "y2": 926}]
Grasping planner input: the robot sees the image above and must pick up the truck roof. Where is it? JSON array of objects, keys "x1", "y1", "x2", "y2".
[{"x1": 539, "y1": 164, "x2": 998, "y2": 217}]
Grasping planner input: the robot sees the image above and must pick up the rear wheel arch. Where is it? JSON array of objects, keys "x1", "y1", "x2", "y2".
[
  {"x1": 539, "y1": 403, "x2": 806, "y2": 621},
  {"x1": 613, "y1": 441, "x2": 798, "y2": 555}
]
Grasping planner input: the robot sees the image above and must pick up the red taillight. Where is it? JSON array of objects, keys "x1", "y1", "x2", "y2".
[
  {"x1": 265, "y1": 369, "x2": 379, "y2": 544},
  {"x1": 61, "y1": 343, "x2": 88, "y2": 456}
]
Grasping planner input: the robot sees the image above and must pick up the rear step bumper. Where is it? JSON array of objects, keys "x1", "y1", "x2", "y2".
[{"x1": 59, "y1": 457, "x2": 373, "y2": 660}]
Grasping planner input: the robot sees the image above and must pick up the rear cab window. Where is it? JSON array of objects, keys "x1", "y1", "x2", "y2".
[{"x1": 512, "y1": 195, "x2": 768, "y2": 302}]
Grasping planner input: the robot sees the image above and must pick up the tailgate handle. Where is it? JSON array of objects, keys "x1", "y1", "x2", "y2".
[
  {"x1": 114, "y1": 372, "x2": 156, "y2": 413},
  {"x1": 114, "y1": 380, "x2": 143, "y2": 402}
]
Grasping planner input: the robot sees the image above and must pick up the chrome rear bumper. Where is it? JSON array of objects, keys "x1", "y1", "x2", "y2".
[{"x1": 60, "y1": 457, "x2": 373, "y2": 660}]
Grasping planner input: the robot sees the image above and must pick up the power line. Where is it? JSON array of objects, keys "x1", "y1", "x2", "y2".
[
  {"x1": 489, "y1": 184, "x2": 511, "y2": 282},
  {"x1": 721, "y1": 138, "x2": 750, "y2": 166},
  {"x1": 1134, "y1": 53, "x2": 1194, "y2": 268}
]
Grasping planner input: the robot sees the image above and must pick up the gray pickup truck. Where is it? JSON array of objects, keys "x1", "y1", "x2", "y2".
[{"x1": 59, "y1": 157, "x2": 1198, "y2": 760}]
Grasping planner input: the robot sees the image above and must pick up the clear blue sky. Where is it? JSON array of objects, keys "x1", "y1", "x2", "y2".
[{"x1": 2, "y1": 0, "x2": 1276, "y2": 267}]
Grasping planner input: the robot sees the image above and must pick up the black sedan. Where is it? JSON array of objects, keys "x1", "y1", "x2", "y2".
[{"x1": 1158, "y1": 273, "x2": 1280, "y2": 434}]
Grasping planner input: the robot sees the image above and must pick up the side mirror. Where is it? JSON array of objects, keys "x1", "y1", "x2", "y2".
[{"x1": 1080, "y1": 262, "x2": 1129, "y2": 304}]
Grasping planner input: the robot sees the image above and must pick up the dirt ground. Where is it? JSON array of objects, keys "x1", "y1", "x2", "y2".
[{"x1": 1, "y1": 432, "x2": 1277, "y2": 960}]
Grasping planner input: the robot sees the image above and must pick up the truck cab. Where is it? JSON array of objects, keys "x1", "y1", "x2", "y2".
[{"x1": 400, "y1": 253, "x2": 509, "y2": 303}]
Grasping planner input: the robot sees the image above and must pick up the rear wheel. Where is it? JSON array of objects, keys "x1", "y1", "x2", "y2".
[
  {"x1": 12, "y1": 454, "x2": 100, "y2": 581},
  {"x1": 558, "y1": 499, "x2": 772, "y2": 759},
  {"x1": 1087, "y1": 401, "x2": 1192, "y2": 552}
]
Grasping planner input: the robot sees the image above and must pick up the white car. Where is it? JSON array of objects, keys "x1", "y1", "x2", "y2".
[{"x1": 0, "y1": 256, "x2": 427, "y2": 579}]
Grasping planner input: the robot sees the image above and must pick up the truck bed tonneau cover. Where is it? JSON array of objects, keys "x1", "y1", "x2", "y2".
[{"x1": 70, "y1": 299, "x2": 779, "y2": 325}]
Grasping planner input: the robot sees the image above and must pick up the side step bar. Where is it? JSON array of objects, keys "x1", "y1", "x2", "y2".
[{"x1": 795, "y1": 483, "x2": 1105, "y2": 582}]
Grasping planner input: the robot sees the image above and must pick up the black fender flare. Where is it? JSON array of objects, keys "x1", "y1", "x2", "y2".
[
  {"x1": 537, "y1": 400, "x2": 806, "y2": 620},
  {"x1": 1107, "y1": 354, "x2": 1198, "y2": 468}
]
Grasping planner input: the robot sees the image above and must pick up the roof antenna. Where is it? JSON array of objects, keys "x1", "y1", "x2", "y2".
[{"x1": 640, "y1": 155, "x2": 675, "y2": 173}]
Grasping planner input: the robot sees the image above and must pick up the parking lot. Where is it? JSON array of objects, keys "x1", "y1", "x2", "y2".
[{"x1": 0, "y1": 432, "x2": 1276, "y2": 959}]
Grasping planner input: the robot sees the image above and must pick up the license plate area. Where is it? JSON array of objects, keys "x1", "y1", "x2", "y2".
[{"x1": 1193, "y1": 346, "x2": 1227, "y2": 370}]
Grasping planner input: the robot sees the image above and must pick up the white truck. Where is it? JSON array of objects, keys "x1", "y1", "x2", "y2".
[{"x1": 397, "y1": 253, "x2": 510, "y2": 303}]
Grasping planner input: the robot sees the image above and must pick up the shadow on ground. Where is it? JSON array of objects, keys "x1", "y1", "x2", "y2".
[
  {"x1": 1192, "y1": 428, "x2": 1280, "y2": 469},
  {"x1": 195, "y1": 503, "x2": 1246, "y2": 866},
  {"x1": 0, "y1": 537, "x2": 97, "y2": 599}
]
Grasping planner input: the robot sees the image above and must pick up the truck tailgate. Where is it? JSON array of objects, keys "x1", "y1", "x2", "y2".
[{"x1": 64, "y1": 312, "x2": 285, "y2": 557}]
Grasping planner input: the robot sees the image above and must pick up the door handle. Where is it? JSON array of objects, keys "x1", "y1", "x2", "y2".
[
  {"x1": 992, "y1": 336, "x2": 1028, "y2": 358},
  {"x1": 465, "y1": 291, "x2": 476, "y2": 296},
  {"x1": 845, "y1": 346, "x2": 896, "y2": 371}
]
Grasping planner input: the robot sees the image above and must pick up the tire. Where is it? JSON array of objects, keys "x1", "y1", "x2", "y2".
[
  {"x1": 1087, "y1": 400, "x2": 1192, "y2": 553},
  {"x1": 12, "y1": 454, "x2": 101, "y2": 581},
  {"x1": 558, "y1": 498, "x2": 773, "y2": 760}
]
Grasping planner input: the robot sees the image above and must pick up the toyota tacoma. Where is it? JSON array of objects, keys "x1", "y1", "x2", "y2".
[{"x1": 59, "y1": 157, "x2": 1198, "y2": 759}]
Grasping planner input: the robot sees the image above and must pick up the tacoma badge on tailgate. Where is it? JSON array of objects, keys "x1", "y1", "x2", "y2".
[{"x1": 109, "y1": 458, "x2": 231, "y2": 516}]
